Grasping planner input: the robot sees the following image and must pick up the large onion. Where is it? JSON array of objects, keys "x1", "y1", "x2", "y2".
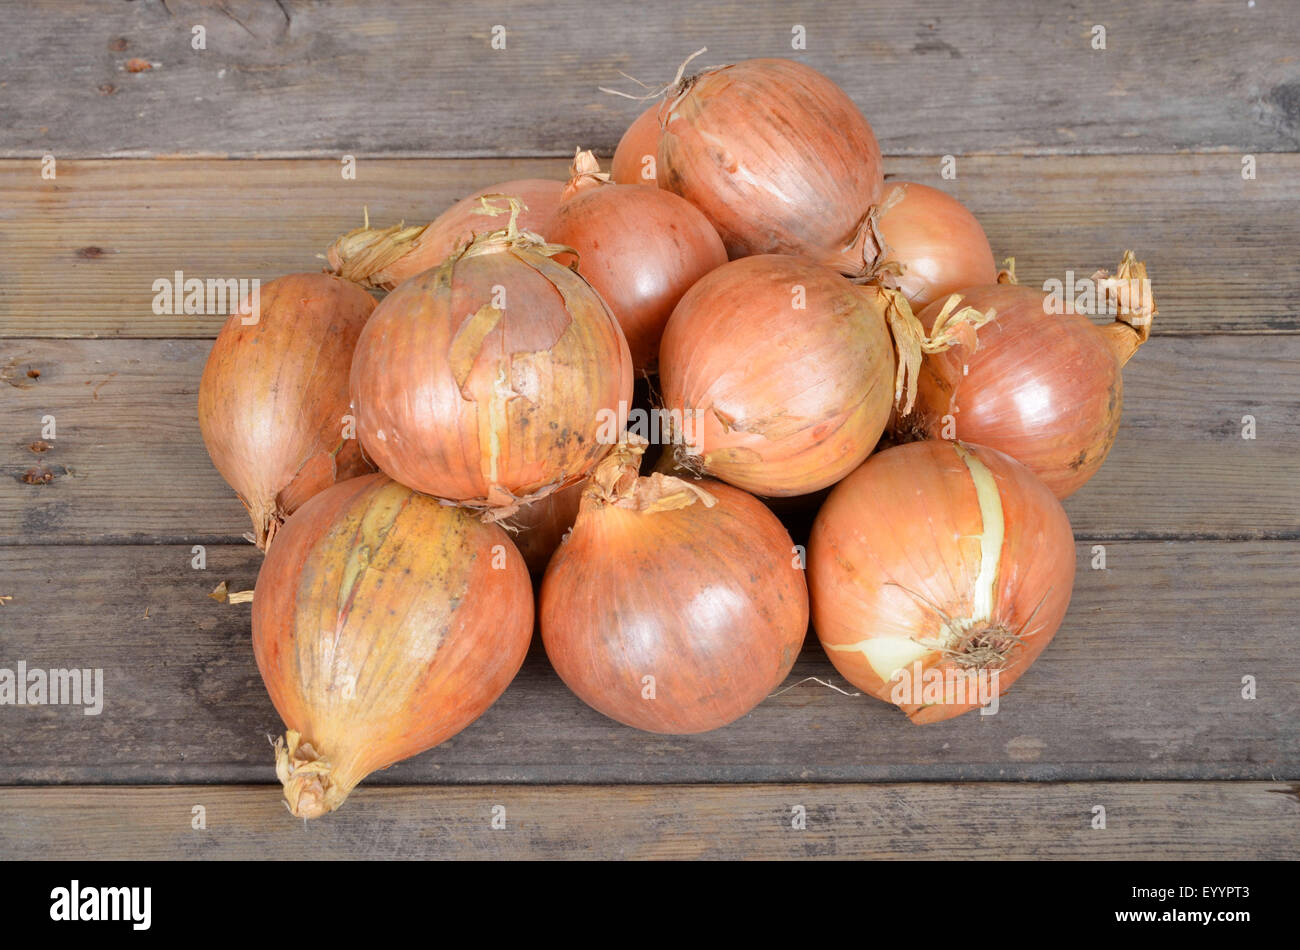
[
  {"x1": 253, "y1": 473, "x2": 533, "y2": 818},
  {"x1": 657, "y1": 58, "x2": 884, "y2": 272},
  {"x1": 549, "y1": 150, "x2": 727, "y2": 371},
  {"x1": 540, "y1": 441, "x2": 807, "y2": 733},
  {"x1": 610, "y1": 104, "x2": 661, "y2": 185},
  {"x1": 809, "y1": 440, "x2": 1075, "y2": 723},
  {"x1": 325, "y1": 179, "x2": 564, "y2": 291},
  {"x1": 198, "y1": 272, "x2": 376, "y2": 550},
  {"x1": 899, "y1": 252, "x2": 1156, "y2": 498},
  {"x1": 349, "y1": 210, "x2": 634, "y2": 512}
]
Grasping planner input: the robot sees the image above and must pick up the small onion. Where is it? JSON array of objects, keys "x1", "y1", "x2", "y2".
[
  {"x1": 657, "y1": 57, "x2": 884, "y2": 271},
  {"x1": 349, "y1": 210, "x2": 634, "y2": 512},
  {"x1": 900, "y1": 252, "x2": 1156, "y2": 498},
  {"x1": 325, "y1": 179, "x2": 564, "y2": 291},
  {"x1": 809, "y1": 440, "x2": 1076, "y2": 724},
  {"x1": 540, "y1": 441, "x2": 807, "y2": 734},
  {"x1": 198, "y1": 272, "x2": 376, "y2": 550},
  {"x1": 254, "y1": 473, "x2": 533, "y2": 818},
  {"x1": 610, "y1": 104, "x2": 660, "y2": 185}
]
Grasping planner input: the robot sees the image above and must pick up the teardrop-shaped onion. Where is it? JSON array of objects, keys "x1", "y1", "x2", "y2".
[
  {"x1": 611, "y1": 104, "x2": 660, "y2": 185},
  {"x1": 254, "y1": 473, "x2": 533, "y2": 818},
  {"x1": 900, "y1": 253, "x2": 1156, "y2": 498},
  {"x1": 874, "y1": 182, "x2": 997, "y2": 310},
  {"x1": 198, "y1": 272, "x2": 376, "y2": 550},
  {"x1": 540, "y1": 442, "x2": 807, "y2": 733},
  {"x1": 325, "y1": 179, "x2": 564, "y2": 291},
  {"x1": 658, "y1": 58, "x2": 883, "y2": 271},
  {"x1": 810, "y1": 440, "x2": 1075, "y2": 724},
  {"x1": 350, "y1": 220, "x2": 634, "y2": 511}
]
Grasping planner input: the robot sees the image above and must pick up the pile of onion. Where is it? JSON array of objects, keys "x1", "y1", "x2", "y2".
[
  {"x1": 897, "y1": 252, "x2": 1156, "y2": 498},
  {"x1": 326, "y1": 179, "x2": 564, "y2": 291},
  {"x1": 549, "y1": 149, "x2": 727, "y2": 371},
  {"x1": 198, "y1": 272, "x2": 376, "y2": 550},
  {"x1": 540, "y1": 440, "x2": 807, "y2": 733},
  {"x1": 809, "y1": 440, "x2": 1076, "y2": 723},
  {"x1": 349, "y1": 205, "x2": 634, "y2": 513},
  {"x1": 253, "y1": 473, "x2": 534, "y2": 818}
]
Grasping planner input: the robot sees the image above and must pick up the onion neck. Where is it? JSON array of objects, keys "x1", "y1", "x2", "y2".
[
  {"x1": 581, "y1": 437, "x2": 716, "y2": 516},
  {"x1": 1092, "y1": 250, "x2": 1156, "y2": 367},
  {"x1": 274, "y1": 730, "x2": 359, "y2": 820},
  {"x1": 325, "y1": 214, "x2": 429, "y2": 289},
  {"x1": 561, "y1": 148, "x2": 611, "y2": 201}
]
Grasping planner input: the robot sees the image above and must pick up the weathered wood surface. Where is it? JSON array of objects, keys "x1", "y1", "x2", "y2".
[
  {"x1": 1, "y1": 155, "x2": 1296, "y2": 338},
  {"x1": 3, "y1": 335, "x2": 1294, "y2": 545},
  {"x1": 1, "y1": 783, "x2": 1294, "y2": 860},
  {"x1": 4, "y1": 1, "x2": 1297, "y2": 159},
  {"x1": 0, "y1": 542, "x2": 1294, "y2": 785}
]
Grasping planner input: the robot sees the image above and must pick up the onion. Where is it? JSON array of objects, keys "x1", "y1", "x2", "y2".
[
  {"x1": 657, "y1": 57, "x2": 884, "y2": 271},
  {"x1": 349, "y1": 207, "x2": 634, "y2": 513},
  {"x1": 872, "y1": 182, "x2": 997, "y2": 310},
  {"x1": 198, "y1": 272, "x2": 376, "y2": 550},
  {"x1": 611, "y1": 104, "x2": 661, "y2": 185},
  {"x1": 509, "y1": 477, "x2": 584, "y2": 573},
  {"x1": 325, "y1": 179, "x2": 564, "y2": 291},
  {"x1": 540, "y1": 441, "x2": 807, "y2": 733},
  {"x1": 899, "y1": 252, "x2": 1156, "y2": 498},
  {"x1": 657, "y1": 254, "x2": 990, "y2": 496},
  {"x1": 549, "y1": 150, "x2": 727, "y2": 371},
  {"x1": 253, "y1": 473, "x2": 533, "y2": 818},
  {"x1": 809, "y1": 440, "x2": 1075, "y2": 723}
]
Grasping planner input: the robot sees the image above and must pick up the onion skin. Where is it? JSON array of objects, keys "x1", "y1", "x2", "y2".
[
  {"x1": 809, "y1": 441, "x2": 1075, "y2": 724},
  {"x1": 658, "y1": 255, "x2": 896, "y2": 496},
  {"x1": 658, "y1": 58, "x2": 884, "y2": 271},
  {"x1": 350, "y1": 223, "x2": 633, "y2": 510},
  {"x1": 540, "y1": 448, "x2": 807, "y2": 734},
  {"x1": 197, "y1": 273, "x2": 376, "y2": 551},
  {"x1": 253, "y1": 473, "x2": 533, "y2": 818},
  {"x1": 325, "y1": 179, "x2": 564, "y2": 291},
  {"x1": 611, "y1": 104, "x2": 660, "y2": 185},
  {"x1": 875, "y1": 182, "x2": 997, "y2": 310}
]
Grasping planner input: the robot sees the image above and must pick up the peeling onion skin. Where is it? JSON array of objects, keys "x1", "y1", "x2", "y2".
[
  {"x1": 541, "y1": 474, "x2": 808, "y2": 734},
  {"x1": 657, "y1": 58, "x2": 884, "y2": 271},
  {"x1": 197, "y1": 272, "x2": 377, "y2": 551},
  {"x1": 611, "y1": 104, "x2": 661, "y2": 185},
  {"x1": 349, "y1": 231, "x2": 635, "y2": 509},
  {"x1": 876, "y1": 182, "x2": 997, "y2": 310},
  {"x1": 253, "y1": 474, "x2": 534, "y2": 819},
  {"x1": 809, "y1": 441, "x2": 1075, "y2": 724},
  {"x1": 658, "y1": 255, "x2": 895, "y2": 496}
]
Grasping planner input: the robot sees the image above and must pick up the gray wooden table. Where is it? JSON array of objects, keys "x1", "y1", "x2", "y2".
[{"x1": 1, "y1": 0, "x2": 1297, "y2": 859}]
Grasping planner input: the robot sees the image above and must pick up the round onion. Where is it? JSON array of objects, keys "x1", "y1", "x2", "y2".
[
  {"x1": 198, "y1": 272, "x2": 376, "y2": 550},
  {"x1": 549, "y1": 150, "x2": 727, "y2": 371},
  {"x1": 540, "y1": 442, "x2": 807, "y2": 733},
  {"x1": 900, "y1": 252, "x2": 1156, "y2": 498},
  {"x1": 253, "y1": 473, "x2": 533, "y2": 818},
  {"x1": 810, "y1": 440, "x2": 1075, "y2": 724},
  {"x1": 873, "y1": 181, "x2": 997, "y2": 310},
  {"x1": 325, "y1": 179, "x2": 564, "y2": 291},
  {"x1": 611, "y1": 104, "x2": 660, "y2": 185},
  {"x1": 657, "y1": 58, "x2": 883, "y2": 271},
  {"x1": 349, "y1": 212, "x2": 634, "y2": 512}
]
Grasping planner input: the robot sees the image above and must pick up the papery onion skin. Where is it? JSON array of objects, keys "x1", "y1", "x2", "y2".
[
  {"x1": 540, "y1": 453, "x2": 808, "y2": 734},
  {"x1": 657, "y1": 58, "x2": 884, "y2": 271},
  {"x1": 550, "y1": 158, "x2": 727, "y2": 371},
  {"x1": 198, "y1": 272, "x2": 376, "y2": 551},
  {"x1": 809, "y1": 440, "x2": 1075, "y2": 724},
  {"x1": 325, "y1": 179, "x2": 564, "y2": 291},
  {"x1": 349, "y1": 225, "x2": 634, "y2": 510},
  {"x1": 875, "y1": 182, "x2": 997, "y2": 311},
  {"x1": 611, "y1": 104, "x2": 661, "y2": 185},
  {"x1": 253, "y1": 473, "x2": 533, "y2": 819},
  {"x1": 658, "y1": 254, "x2": 895, "y2": 496}
]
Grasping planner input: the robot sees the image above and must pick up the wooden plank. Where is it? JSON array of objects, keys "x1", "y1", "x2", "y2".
[
  {"x1": 1, "y1": 155, "x2": 1295, "y2": 338},
  {"x1": 0, "y1": 783, "x2": 1293, "y2": 860},
  {"x1": 0, "y1": 542, "x2": 1294, "y2": 785},
  {"x1": 2, "y1": 336, "x2": 1295, "y2": 544},
  {"x1": 3, "y1": 1, "x2": 1297, "y2": 158}
]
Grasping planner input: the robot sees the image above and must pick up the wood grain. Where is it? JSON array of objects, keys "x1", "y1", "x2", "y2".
[
  {"x1": 1, "y1": 155, "x2": 1296, "y2": 338},
  {"x1": 0, "y1": 542, "x2": 1294, "y2": 785},
  {"x1": 3, "y1": 1, "x2": 1297, "y2": 159},
  {"x1": 0, "y1": 783, "x2": 1294, "y2": 860}
]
